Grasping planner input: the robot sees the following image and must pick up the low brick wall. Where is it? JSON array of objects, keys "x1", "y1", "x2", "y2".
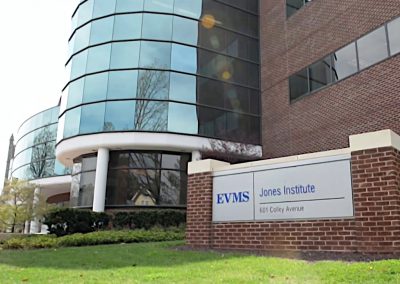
[{"x1": 186, "y1": 146, "x2": 400, "y2": 253}]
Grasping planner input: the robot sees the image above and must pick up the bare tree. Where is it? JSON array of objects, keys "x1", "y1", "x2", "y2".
[
  {"x1": 201, "y1": 138, "x2": 262, "y2": 164},
  {"x1": 29, "y1": 127, "x2": 55, "y2": 179},
  {"x1": 135, "y1": 69, "x2": 169, "y2": 131}
]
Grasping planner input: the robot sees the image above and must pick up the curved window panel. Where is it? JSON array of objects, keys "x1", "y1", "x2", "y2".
[
  {"x1": 107, "y1": 71, "x2": 138, "y2": 99},
  {"x1": 142, "y1": 14, "x2": 172, "y2": 41},
  {"x1": 169, "y1": 73, "x2": 196, "y2": 103},
  {"x1": 106, "y1": 151, "x2": 189, "y2": 207},
  {"x1": 160, "y1": 170, "x2": 186, "y2": 205},
  {"x1": 137, "y1": 70, "x2": 169, "y2": 100},
  {"x1": 82, "y1": 73, "x2": 108, "y2": 103},
  {"x1": 77, "y1": 0, "x2": 94, "y2": 27},
  {"x1": 92, "y1": 0, "x2": 116, "y2": 18},
  {"x1": 80, "y1": 103, "x2": 106, "y2": 134},
  {"x1": 161, "y1": 154, "x2": 189, "y2": 170},
  {"x1": 78, "y1": 171, "x2": 96, "y2": 207},
  {"x1": 74, "y1": 23, "x2": 91, "y2": 54},
  {"x1": 168, "y1": 103, "x2": 198, "y2": 134},
  {"x1": 171, "y1": 44, "x2": 197, "y2": 73},
  {"x1": 113, "y1": 14, "x2": 142, "y2": 41},
  {"x1": 63, "y1": 0, "x2": 261, "y2": 145},
  {"x1": 139, "y1": 41, "x2": 171, "y2": 69},
  {"x1": 174, "y1": 0, "x2": 202, "y2": 19},
  {"x1": 357, "y1": 27, "x2": 388, "y2": 70},
  {"x1": 116, "y1": 0, "x2": 144, "y2": 13},
  {"x1": 70, "y1": 50, "x2": 88, "y2": 80},
  {"x1": 224, "y1": 85, "x2": 251, "y2": 114},
  {"x1": 144, "y1": 0, "x2": 173, "y2": 13},
  {"x1": 64, "y1": 107, "x2": 81, "y2": 138},
  {"x1": 57, "y1": 115, "x2": 65, "y2": 143},
  {"x1": 197, "y1": 77, "x2": 225, "y2": 109},
  {"x1": 104, "y1": 101, "x2": 135, "y2": 131},
  {"x1": 86, "y1": 44, "x2": 111, "y2": 73},
  {"x1": 198, "y1": 107, "x2": 227, "y2": 138},
  {"x1": 110, "y1": 42, "x2": 140, "y2": 69},
  {"x1": 134, "y1": 101, "x2": 168, "y2": 131},
  {"x1": 172, "y1": 17, "x2": 198, "y2": 45},
  {"x1": 67, "y1": 78, "x2": 84, "y2": 109},
  {"x1": 90, "y1": 17, "x2": 114, "y2": 45},
  {"x1": 12, "y1": 106, "x2": 71, "y2": 180}
]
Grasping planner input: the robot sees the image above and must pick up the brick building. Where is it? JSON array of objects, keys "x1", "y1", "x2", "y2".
[
  {"x1": 187, "y1": 0, "x2": 400, "y2": 254},
  {"x1": 261, "y1": 0, "x2": 400, "y2": 158}
]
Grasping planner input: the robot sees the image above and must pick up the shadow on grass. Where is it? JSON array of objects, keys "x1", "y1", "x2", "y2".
[{"x1": 0, "y1": 241, "x2": 246, "y2": 270}]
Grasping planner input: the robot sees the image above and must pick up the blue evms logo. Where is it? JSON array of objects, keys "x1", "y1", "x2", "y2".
[{"x1": 216, "y1": 191, "x2": 250, "y2": 204}]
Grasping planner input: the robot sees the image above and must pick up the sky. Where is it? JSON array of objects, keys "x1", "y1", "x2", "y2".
[{"x1": 0, "y1": 0, "x2": 78, "y2": 190}]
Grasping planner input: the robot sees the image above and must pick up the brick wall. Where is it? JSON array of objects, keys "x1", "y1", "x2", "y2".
[
  {"x1": 186, "y1": 172, "x2": 213, "y2": 248},
  {"x1": 260, "y1": 0, "x2": 400, "y2": 158},
  {"x1": 186, "y1": 147, "x2": 400, "y2": 253}
]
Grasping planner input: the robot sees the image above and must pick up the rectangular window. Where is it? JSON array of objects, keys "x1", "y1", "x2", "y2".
[
  {"x1": 289, "y1": 68, "x2": 308, "y2": 101},
  {"x1": 388, "y1": 17, "x2": 400, "y2": 56},
  {"x1": 168, "y1": 103, "x2": 198, "y2": 134},
  {"x1": 142, "y1": 14, "x2": 172, "y2": 41},
  {"x1": 309, "y1": 56, "x2": 332, "y2": 91},
  {"x1": 332, "y1": 42, "x2": 358, "y2": 81},
  {"x1": 90, "y1": 17, "x2": 114, "y2": 45},
  {"x1": 357, "y1": 26, "x2": 389, "y2": 70},
  {"x1": 82, "y1": 73, "x2": 108, "y2": 103},
  {"x1": 113, "y1": 14, "x2": 142, "y2": 40},
  {"x1": 110, "y1": 42, "x2": 140, "y2": 69},
  {"x1": 63, "y1": 108, "x2": 81, "y2": 138},
  {"x1": 86, "y1": 44, "x2": 111, "y2": 73},
  {"x1": 286, "y1": 0, "x2": 303, "y2": 18},
  {"x1": 104, "y1": 101, "x2": 135, "y2": 131},
  {"x1": 107, "y1": 71, "x2": 138, "y2": 99},
  {"x1": 80, "y1": 103, "x2": 106, "y2": 134}
]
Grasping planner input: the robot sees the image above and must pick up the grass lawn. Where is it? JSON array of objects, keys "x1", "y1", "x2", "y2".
[{"x1": 0, "y1": 241, "x2": 399, "y2": 284}]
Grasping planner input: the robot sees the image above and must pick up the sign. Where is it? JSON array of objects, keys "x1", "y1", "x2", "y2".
[{"x1": 213, "y1": 155, "x2": 354, "y2": 222}]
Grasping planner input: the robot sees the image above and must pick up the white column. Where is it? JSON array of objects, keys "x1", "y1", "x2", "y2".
[
  {"x1": 191, "y1": 150, "x2": 201, "y2": 162},
  {"x1": 30, "y1": 187, "x2": 41, "y2": 234},
  {"x1": 92, "y1": 148, "x2": 109, "y2": 212}
]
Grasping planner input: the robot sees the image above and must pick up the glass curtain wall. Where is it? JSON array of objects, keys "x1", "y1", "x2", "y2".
[
  {"x1": 59, "y1": 0, "x2": 260, "y2": 145},
  {"x1": 11, "y1": 107, "x2": 71, "y2": 180},
  {"x1": 70, "y1": 152, "x2": 189, "y2": 208}
]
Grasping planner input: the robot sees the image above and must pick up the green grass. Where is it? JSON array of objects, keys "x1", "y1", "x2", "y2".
[{"x1": 0, "y1": 241, "x2": 399, "y2": 283}]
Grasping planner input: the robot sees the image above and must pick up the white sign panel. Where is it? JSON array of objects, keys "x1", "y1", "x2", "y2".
[
  {"x1": 213, "y1": 173, "x2": 254, "y2": 222},
  {"x1": 212, "y1": 156, "x2": 354, "y2": 222}
]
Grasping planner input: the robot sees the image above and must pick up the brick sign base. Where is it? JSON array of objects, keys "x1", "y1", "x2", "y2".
[{"x1": 187, "y1": 147, "x2": 400, "y2": 253}]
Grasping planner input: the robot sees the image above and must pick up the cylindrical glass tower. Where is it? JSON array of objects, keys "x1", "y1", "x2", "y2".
[{"x1": 57, "y1": 0, "x2": 261, "y2": 210}]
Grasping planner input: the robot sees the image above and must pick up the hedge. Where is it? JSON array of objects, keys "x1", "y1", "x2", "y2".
[
  {"x1": 2, "y1": 228, "x2": 185, "y2": 250},
  {"x1": 43, "y1": 208, "x2": 110, "y2": 237},
  {"x1": 43, "y1": 208, "x2": 186, "y2": 236}
]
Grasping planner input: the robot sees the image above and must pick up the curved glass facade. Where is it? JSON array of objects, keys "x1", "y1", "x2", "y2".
[
  {"x1": 12, "y1": 107, "x2": 71, "y2": 180},
  {"x1": 59, "y1": 0, "x2": 260, "y2": 145},
  {"x1": 70, "y1": 151, "x2": 189, "y2": 207}
]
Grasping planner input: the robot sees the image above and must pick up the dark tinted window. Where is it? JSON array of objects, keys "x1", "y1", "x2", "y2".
[
  {"x1": 289, "y1": 68, "x2": 308, "y2": 101},
  {"x1": 309, "y1": 56, "x2": 332, "y2": 91}
]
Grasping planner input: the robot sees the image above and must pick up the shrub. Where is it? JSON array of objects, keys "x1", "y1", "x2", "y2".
[
  {"x1": 1, "y1": 229, "x2": 185, "y2": 250},
  {"x1": 43, "y1": 208, "x2": 110, "y2": 237},
  {"x1": 112, "y1": 210, "x2": 186, "y2": 230}
]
